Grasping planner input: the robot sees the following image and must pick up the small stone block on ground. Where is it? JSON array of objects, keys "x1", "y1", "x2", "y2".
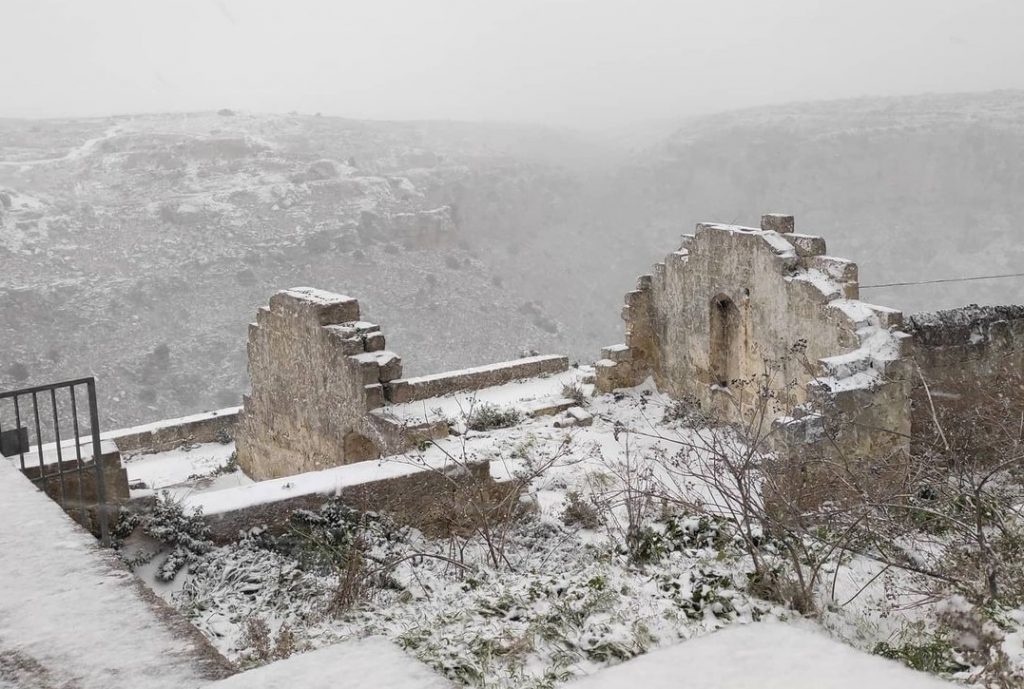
[
  {"x1": 523, "y1": 397, "x2": 578, "y2": 418},
  {"x1": 566, "y1": 407, "x2": 593, "y2": 426}
]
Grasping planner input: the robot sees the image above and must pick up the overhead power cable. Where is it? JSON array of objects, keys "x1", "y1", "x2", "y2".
[{"x1": 860, "y1": 271, "x2": 1024, "y2": 290}]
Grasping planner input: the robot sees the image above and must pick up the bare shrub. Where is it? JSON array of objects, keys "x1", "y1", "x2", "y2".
[
  {"x1": 240, "y1": 618, "x2": 301, "y2": 664},
  {"x1": 329, "y1": 533, "x2": 371, "y2": 614},
  {"x1": 240, "y1": 617, "x2": 272, "y2": 662},
  {"x1": 935, "y1": 597, "x2": 1021, "y2": 688},
  {"x1": 625, "y1": 355, "x2": 905, "y2": 613},
  {"x1": 465, "y1": 402, "x2": 522, "y2": 432},
  {"x1": 561, "y1": 382, "x2": 588, "y2": 407},
  {"x1": 874, "y1": 371, "x2": 1024, "y2": 605},
  {"x1": 561, "y1": 490, "x2": 601, "y2": 529},
  {"x1": 408, "y1": 431, "x2": 585, "y2": 571}
]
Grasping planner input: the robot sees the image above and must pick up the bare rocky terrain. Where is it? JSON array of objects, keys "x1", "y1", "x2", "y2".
[{"x1": 3, "y1": 90, "x2": 1024, "y2": 429}]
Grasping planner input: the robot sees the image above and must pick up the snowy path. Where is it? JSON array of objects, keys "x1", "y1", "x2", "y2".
[
  {"x1": 0, "y1": 461, "x2": 231, "y2": 688},
  {"x1": 0, "y1": 123, "x2": 124, "y2": 167}
]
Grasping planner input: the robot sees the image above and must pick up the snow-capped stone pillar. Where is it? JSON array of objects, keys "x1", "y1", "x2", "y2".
[{"x1": 761, "y1": 213, "x2": 795, "y2": 234}]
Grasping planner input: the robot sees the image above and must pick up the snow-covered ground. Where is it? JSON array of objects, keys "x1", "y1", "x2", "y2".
[
  {"x1": 123, "y1": 440, "x2": 251, "y2": 501},
  {"x1": 115, "y1": 378, "x2": 1023, "y2": 688}
]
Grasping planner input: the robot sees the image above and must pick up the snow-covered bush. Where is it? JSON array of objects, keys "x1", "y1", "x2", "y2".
[
  {"x1": 142, "y1": 491, "x2": 214, "y2": 581},
  {"x1": 561, "y1": 491, "x2": 601, "y2": 529},
  {"x1": 465, "y1": 402, "x2": 522, "y2": 431}
]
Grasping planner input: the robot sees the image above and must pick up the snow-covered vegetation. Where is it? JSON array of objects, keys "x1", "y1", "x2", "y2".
[{"x1": 120, "y1": 381, "x2": 1024, "y2": 688}]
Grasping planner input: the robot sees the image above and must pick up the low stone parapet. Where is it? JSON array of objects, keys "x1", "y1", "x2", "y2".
[
  {"x1": 190, "y1": 456, "x2": 518, "y2": 542},
  {"x1": 108, "y1": 406, "x2": 240, "y2": 454},
  {"x1": 384, "y1": 355, "x2": 570, "y2": 404}
]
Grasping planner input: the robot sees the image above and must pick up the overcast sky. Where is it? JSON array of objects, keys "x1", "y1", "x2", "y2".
[{"x1": 2, "y1": 0, "x2": 1023, "y2": 127}]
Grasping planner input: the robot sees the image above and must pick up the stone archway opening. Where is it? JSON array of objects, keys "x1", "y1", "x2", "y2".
[{"x1": 709, "y1": 295, "x2": 741, "y2": 388}]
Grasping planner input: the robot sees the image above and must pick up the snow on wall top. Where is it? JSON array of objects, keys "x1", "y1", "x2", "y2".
[
  {"x1": 183, "y1": 454, "x2": 437, "y2": 516},
  {"x1": 907, "y1": 304, "x2": 1024, "y2": 348}
]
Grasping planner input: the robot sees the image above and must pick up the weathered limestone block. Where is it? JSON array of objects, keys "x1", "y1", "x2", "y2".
[
  {"x1": 364, "y1": 384, "x2": 386, "y2": 410},
  {"x1": 269, "y1": 287, "x2": 360, "y2": 325},
  {"x1": 807, "y1": 255, "x2": 859, "y2": 298},
  {"x1": 364, "y1": 331, "x2": 386, "y2": 352},
  {"x1": 595, "y1": 357, "x2": 641, "y2": 393},
  {"x1": 784, "y1": 233, "x2": 827, "y2": 257},
  {"x1": 553, "y1": 407, "x2": 593, "y2": 428},
  {"x1": 521, "y1": 397, "x2": 578, "y2": 418},
  {"x1": 760, "y1": 213, "x2": 795, "y2": 234},
  {"x1": 324, "y1": 326, "x2": 365, "y2": 355},
  {"x1": 601, "y1": 344, "x2": 632, "y2": 363},
  {"x1": 567, "y1": 407, "x2": 593, "y2": 426}
]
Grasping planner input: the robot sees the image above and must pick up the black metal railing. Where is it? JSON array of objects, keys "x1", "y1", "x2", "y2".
[{"x1": 0, "y1": 377, "x2": 110, "y2": 544}]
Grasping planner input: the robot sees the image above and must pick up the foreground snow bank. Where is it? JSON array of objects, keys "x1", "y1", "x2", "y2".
[
  {"x1": 567, "y1": 622, "x2": 953, "y2": 689},
  {"x1": 208, "y1": 637, "x2": 453, "y2": 689}
]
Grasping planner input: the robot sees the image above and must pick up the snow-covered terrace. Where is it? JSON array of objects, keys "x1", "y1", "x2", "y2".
[{"x1": 0, "y1": 368, "x2": 961, "y2": 688}]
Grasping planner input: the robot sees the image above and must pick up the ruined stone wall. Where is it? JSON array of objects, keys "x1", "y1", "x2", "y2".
[
  {"x1": 236, "y1": 287, "x2": 572, "y2": 480},
  {"x1": 598, "y1": 214, "x2": 913, "y2": 459},
  {"x1": 236, "y1": 288, "x2": 404, "y2": 480},
  {"x1": 907, "y1": 305, "x2": 1024, "y2": 448}
]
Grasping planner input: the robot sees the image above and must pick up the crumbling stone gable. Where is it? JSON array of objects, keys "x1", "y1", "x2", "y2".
[
  {"x1": 236, "y1": 288, "x2": 403, "y2": 480},
  {"x1": 598, "y1": 214, "x2": 914, "y2": 460}
]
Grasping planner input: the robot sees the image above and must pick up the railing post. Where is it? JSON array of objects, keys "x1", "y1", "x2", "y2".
[{"x1": 87, "y1": 379, "x2": 111, "y2": 546}]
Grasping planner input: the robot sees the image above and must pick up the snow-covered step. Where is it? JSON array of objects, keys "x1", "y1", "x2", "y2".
[
  {"x1": 818, "y1": 351, "x2": 873, "y2": 379},
  {"x1": 600, "y1": 343, "x2": 631, "y2": 363},
  {"x1": 350, "y1": 351, "x2": 403, "y2": 384}
]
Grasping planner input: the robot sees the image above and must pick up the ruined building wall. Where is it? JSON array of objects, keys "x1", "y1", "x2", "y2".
[
  {"x1": 236, "y1": 287, "x2": 571, "y2": 481},
  {"x1": 236, "y1": 288, "x2": 403, "y2": 480},
  {"x1": 598, "y1": 215, "x2": 913, "y2": 459},
  {"x1": 907, "y1": 305, "x2": 1024, "y2": 447}
]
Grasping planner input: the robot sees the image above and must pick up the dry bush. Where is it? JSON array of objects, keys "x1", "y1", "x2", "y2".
[
  {"x1": 561, "y1": 490, "x2": 601, "y2": 529},
  {"x1": 240, "y1": 617, "x2": 301, "y2": 663},
  {"x1": 626, "y1": 356, "x2": 913, "y2": 613},
  {"x1": 406, "y1": 430, "x2": 586, "y2": 571},
  {"x1": 329, "y1": 533, "x2": 372, "y2": 614},
  {"x1": 875, "y1": 370, "x2": 1024, "y2": 605}
]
